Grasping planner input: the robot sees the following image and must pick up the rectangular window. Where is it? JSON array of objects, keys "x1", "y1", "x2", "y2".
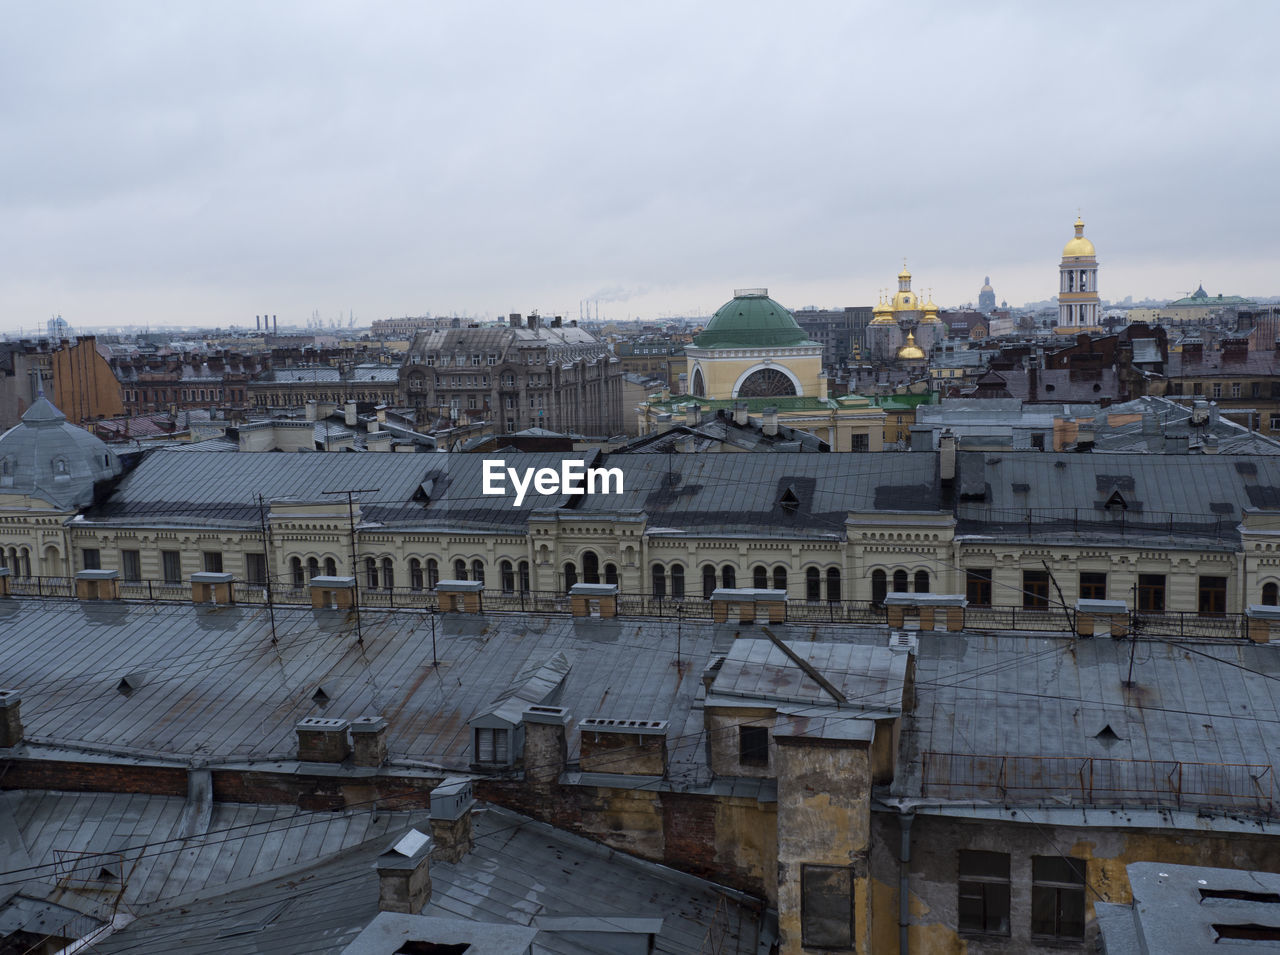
[
  {"x1": 1198, "y1": 575, "x2": 1227, "y2": 616},
  {"x1": 959, "y1": 850, "x2": 1011, "y2": 936},
  {"x1": 1232, "y1": 382, "x2": 1242, "y2": 398},
  {"x1": 1079, "y1": 572, "x2": 1107, "y2": 600},
  {"x1": 1137, "y1": 573, "x2": 1166, "y2": 612},
  {"x1": 471, "y1": 354, "x2": 481, "y2": 366},
  {"x1": 162, "y1": 550, "x2": 182, "y2": 584},
  {"x1": 739, "y1": 725, "x2": 769, "y2": 767},
  {"x1": 1212, "y1": 382, "x2": 1222, "y2": 398},
  {"x1": 487, "y1": 354, "x2": 497, "y2": 365},
  {"x1": 850, "y1": 433, "x2": 869, "y2": 452},
  {"x1": 1253, "y1": 382, "x2": 1264, "y2": 398},
  {"x1": 966, "y1": 569, "x2": 993, "y2": 607},
  {"x1": 474, "y1": 727, "x2": 509, "y2": 764},
  {"x1": 801, "y1": 864, "x2": 855, "y2": 949},
  {"x1": 202, "y1": 551, "x2": 224, "y2": 573},
  {"x1": 1193, "y1": 382, "x2": 1203, "y2": 395},
  {"x1": 246, "y1": 553, "x2": 267, "y2": 586},
  {"x1": 121, "y1": 549, "x2": 141, "y2": 581},
  {"x1": 1031, "y1": 856, "x2": 1086, "y2": 940},
  {"x1": 1168, "y1": 382, "x2": 1183, "y2": 396},
  {"x1": 1023, "y1": 570, "x2": 1049, "y2": 609},
  {"x1": 82, "y1": 548, "x2": 101, "y2": 571},
  {"x1": 1270, "y1": 414, "x2": 1280, "y2": 431}
]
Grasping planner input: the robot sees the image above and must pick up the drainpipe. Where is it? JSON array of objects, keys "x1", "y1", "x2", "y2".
[{"x1": 899, "y1": 810, "x2": 914, "y2": 955}]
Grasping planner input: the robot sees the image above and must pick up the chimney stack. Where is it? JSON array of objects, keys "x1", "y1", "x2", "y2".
[
  {"x1": 0, "y1": 690, "x2": 22, "y2": 748},
  {"x1": 376, "y1": 829, "x2": 434, "y2": 913},
  {"x1": 295, "y1": 717, "x2": 351, "y2": 763},
  {"x1": 350, "y1": 716, "x2": 388, "y2": 767},
  {"x1": 344, "y1": 401, "x2": 357, "y2": 427},
  {"x1": 429, "y1": 776, "x2": 476, "y2": 863},
  {"x1": 762, "y1": 407, "x2": 779, "y2": 436}
]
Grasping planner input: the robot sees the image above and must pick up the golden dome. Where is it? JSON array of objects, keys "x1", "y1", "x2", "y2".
[
  {"x1": 921, "y1": 297, "x2": 941, "y2": 321},
  {"x1": 870, "y1": 298, "x2": 897, "y2": 325},
  {"x1": 893, "y1": 291, "x2": 918, "y2": 309},
  {"x1": 896, "y1": 331, "x2": 926, "y2": 361},
  {"x1": 898, "y1": 265, "x2": 912, "y2": 281},
  {"x1": 1062, "y1": 215, "x2": 1096, "y2": 258}
]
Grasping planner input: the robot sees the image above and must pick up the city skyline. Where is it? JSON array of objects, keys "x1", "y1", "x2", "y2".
[{"x1": 4, "y1": 2, "x2": 1278, "y2": 334}]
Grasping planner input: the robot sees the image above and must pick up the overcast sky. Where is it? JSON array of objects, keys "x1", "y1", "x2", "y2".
[{"x1": 3, "y1": 1, "x2": 1277, "y2": 334}]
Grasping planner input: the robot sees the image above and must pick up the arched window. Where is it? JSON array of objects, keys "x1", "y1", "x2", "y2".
[
  {"x1": 518, "y1": 561, "x2": 530, "y2": 593},
  {"x1": 324, "y1": 557, "x2": 336, "y2": 576},
  {"x1": 1265, "y1": 582, "x2": 1279, "y2": 606},
  {"x1": 604, "y1": 563, "x2": 618, "y2": 586},
  {"x1": 20, "y1": 548, "x2": 29, "y2": 577},
  {"x1": 410, "y1": 558, "x2": 424, "y2": 591},
  {"x1": 471, "y1": 560, "x2": 485, "y2": 586},
  {"x1": 382, "y1": 558, "x2": 394, "y2": 590},
  {"x1": 892, "y1": 569, "x2": 908, "y2": 593},
  {"x1": 564, "y1": 562, "x2": 578, "y2": 592},
  {"x1": 773, "y1": 566, "x2": 787, "y2": 592},
  {"x1": 500, "y1": 560, "x2": 514, "y2": 594},
  {"x1": 722, "y1": 566, "x2": 736, "y2": 589},
  {"x1": 914, "y1": 570, "x2": 930, "y2": 594},
  {"x1": 702, "y1": 564, "x2": 716, "y2": 599},
  {"x1": 307, "y1": 557, "x2": 319, "y2": 580},
  {"x1": 872, "y1": 569, "x2": 887, "y2": 605},
  {"x1": 582, "y1": 550, "x2": 600, "y2": 585},
  {"x1": 826, "y1": 568, "x2": 841, "y2": 603},
  {"x1": 428, "y1": 558, "x2": 440, "y2": 588},
  {"x1": 671, "y1": 563, "x2": 685, "y2": 599},
  {"x1": 753, "y1": 566, "x2": 768, "y2": 589},
  {"x1": 454, "y1": 558, "x2": 467, "y2": 581},
  {"x1": 806, "y1": 568, "x2": 821, "y2": 601},
  {"x1": 652, "y1": 565, "x2": 667, "y2": 598},
  {"x1": 736, "y1": 367, "x2": 797, "y2": 398},
  {"x1": 291, "y1": 557, "x2": 304, "y2": 588}
]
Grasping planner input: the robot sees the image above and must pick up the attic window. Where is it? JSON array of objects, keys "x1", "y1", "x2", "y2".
[
  {"x1": 1104, "y1": 489, "x2": 1128, "y2": 511},
  {"x1": 1094, "y1": 724, "x2": 1123, "y2": 743},
  {"x1": 312, "y1": 686, "x2": 330, "y2": 705},
  {"x1": 780, "y1": 486, "x2": 800, "y2": 514}
]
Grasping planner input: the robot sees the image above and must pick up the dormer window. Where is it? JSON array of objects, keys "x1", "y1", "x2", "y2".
[{"x1": 52, "y1": 456, "x2": 70, "y2": 480}]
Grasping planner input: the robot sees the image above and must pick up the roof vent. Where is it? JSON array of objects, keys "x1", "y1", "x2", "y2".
[
  {"x1": 1095, "y1": 723, "x2": 1123, "y2": 744},
  {"x1": 117, "y1": 673, "x2": 145, "y2": 696},
  {"x1": 312, "y1": 686, "x2": 330, "y2": 706},
  {"x1": 1105, "y1": 489, "x2": 1128, "y2": 511}
]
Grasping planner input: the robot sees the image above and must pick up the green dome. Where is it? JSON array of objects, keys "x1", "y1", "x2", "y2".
[{"x1": 695, "y1": 289, "x2": 812, "y2": 349}]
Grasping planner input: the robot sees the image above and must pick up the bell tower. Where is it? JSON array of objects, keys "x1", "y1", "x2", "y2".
[{"x1": 1058, "y1": 216, "x2": 1100, "y2": 332}]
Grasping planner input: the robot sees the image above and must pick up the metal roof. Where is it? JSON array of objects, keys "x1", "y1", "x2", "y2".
[
  {"x1": 0, "y1": 599, "x2": 722, "y2": 780},
  {"x1": 58, "y1": 805, "x2": 765, "y2": 954},
  {"x1": 954, "y1": 450, "x2": 1280, "y2": 545}
]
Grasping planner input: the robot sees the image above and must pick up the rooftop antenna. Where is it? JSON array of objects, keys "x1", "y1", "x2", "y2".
[{"x1": 322, "y1": 486, "x2": 380, "y2": 647}]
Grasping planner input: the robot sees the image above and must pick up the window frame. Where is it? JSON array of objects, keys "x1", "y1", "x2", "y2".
[
  {"x1": 1030, "y1": 856, "x2": 1086, "y2": 941},
  {"x1": 958, "y1": 850, "x2": 1011, "y2": 937},
  {"x1": 801, "y1": 864, "x2": 856, "y2": 949}
]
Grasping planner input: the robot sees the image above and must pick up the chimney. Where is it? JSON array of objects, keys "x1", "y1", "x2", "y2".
[
  {"x1": 1209, "y1": 400, "x2": 1219, "y2": 427},
  {"x1": 429, "y1": 776, "x2": 476, "y2": 863},
  {"x1": 0, "y1": 690, "x2": 22, "y2": 748},
  {"x1": 376, "y1": 405, "x2": 387, "y2": 425},
  {"x1": 551, "y1": 316, "x2": 562, "y2": 328},
  {"x1": 306, "y1": 399, "x2": 318, "y2": 422},
  {"x1": 509, "y1": 313, "x2": 521, "y2": 328},
  {"x1": 295, "y1": 717, "x2": 351, "y2": 763},
  {"x1": 521, "y1": 706, "x2": 569, "y2": 786},
  {"x1": 579, "y1": 718, "x2": 669, "y2": 776},
  {"x1": 256, "y1": 315, "x2": 261, "y2": 331},
  {"x1": 733, "y1": 402, "x2": 748, "y2": 426},
  {"x1": 376, "y1": 829, "x2": 434, "y2": 913},
  {"x1": 568, "y1": 583, "x2": 618, "y2": 618},
  {"x1": 939, "y1": 430, "x2": 957, "y2": 483},
  {"x1": 0, "y1": 567, "x2": 10, "y2": 599},
  {"x1": 762, "y1": 407, "x2": 779, "y2": 436},
  {"x1": 75, "y1": 569, "x2": 120, "y2": 601},
  {"x1": 436, "y1": 579, "x2": 484, "y2": 613},
  {"x1": 190, "y1": 572, "x2": 235, "y2": 605},
  {"x1": 309, "y1": 575, "x2": 356, "y2": 610},
  {"x1": 344, "y1": 401, "x2": 357, "y2": 427},
  {"x1": 1202, "y1": 433, "x2": 1219, "y2": 454},
  {"x1": 273, "y1": 315, "x2": 277, "y2": 334},
  {"x1": 350, "y1": 716, "x2": 388, "y2": 767}
]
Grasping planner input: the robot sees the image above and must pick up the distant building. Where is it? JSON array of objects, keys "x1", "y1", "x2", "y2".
[
  {"x1": 978, "y1": 276, "x2": 997, "y2": 314},
  {"x1": 865, "y1": 265, "x2": 945, "y2": 362},
  {"x1": 401, "y1": 315, "x2": 624, "y2": 437},
  {"x1": 1057, "y1": 216, "x2": 1103, "y2": 333},
  {"x1": 1128, "y1": 285, "x2": 1258, "y2": 324},
  {"x1": 793, "y1": 306, "x2": 872, "y2": 368}
]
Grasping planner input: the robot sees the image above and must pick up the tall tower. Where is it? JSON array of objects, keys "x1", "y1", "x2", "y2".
[{"x1": 1058, "y1": 216, "x2": 1100, "y2": 332}]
